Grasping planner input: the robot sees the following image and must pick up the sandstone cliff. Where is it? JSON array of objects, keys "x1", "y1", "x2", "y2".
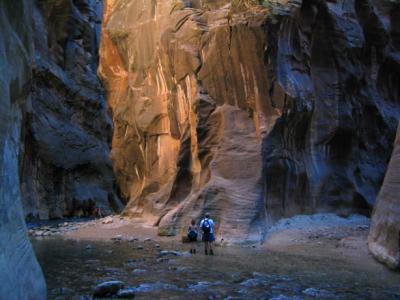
[
  {"x1": 21, "y1": 0, "x2": 123, "y2": 220},
  {"x1": 99, "y1": 0, "x2": 400, "y2": 242},
  {"x1": 99, "y1": 0, "x2": 280, "y2": 242},
  {"x1": 0, "y1": 1, "x2": 46, "y2": 298},
  {"x1": 369, "y1": 126, "x2": 400, "y2": 270},
  {"x1": 263, "y1": 0, "x2": 400, "y2": 222}
]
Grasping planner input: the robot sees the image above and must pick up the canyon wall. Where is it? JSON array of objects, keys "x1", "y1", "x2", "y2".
[
  {"x1": 99, "y1": 0, "x2": 282, "y2": 242},
  {"x1": 369, "y1": 125, "x2": 400, "y2": 270},
  {"x1": 21, "y1": 0, "x2": 123, "y2": 220},
  {"x1": 100, "y1": 0, "x2": 400, "y2": 242},
  {"x1": 262, "y1": 0, "x2": 400, "y2": 222},
  {"x1": 0, "y1": 1, "x2": 46, "y2": 298}
]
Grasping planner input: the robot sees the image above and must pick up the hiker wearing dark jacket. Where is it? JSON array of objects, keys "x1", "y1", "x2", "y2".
[
  {"x1": 200, "y1": 213, "x2": 215, "y2": 255},
  {"x1": 187, "y1": 219, "x2": 198, "y2": 254}
]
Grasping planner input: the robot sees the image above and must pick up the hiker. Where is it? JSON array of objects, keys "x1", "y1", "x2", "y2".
[
  {"x1": 187, "y1": 219, "x2": 198, "y2": 254},
  {"x1": 200, "y1": 213, "x2": 215, "y2": 255},
  {"x1": 92, "y1": 206, "x2": 102, "y2": 219}
]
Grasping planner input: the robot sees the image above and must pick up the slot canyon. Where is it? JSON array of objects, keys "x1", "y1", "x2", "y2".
[{"x1": 0, "y1": 0, "x2": 399, "y2": 299}]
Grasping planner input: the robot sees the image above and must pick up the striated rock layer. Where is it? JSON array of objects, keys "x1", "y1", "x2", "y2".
[
  {"x1": 0, "y1": 1, "x2": 46, "y2": 298},
  {"x1": 21, "y1": 0, "x2": 123, "y2": 220},
  {"x1": 262, "y1": 0, "x2": 400, "y2": 223},
  {"x1": 99, "y1": 0, "x2": 281, "y2": 242},
  {"x1": 369, "y1": 126, "x2": 400, "y2": 270},
  {"x1": 100, "y1": 0, "x2": 400, "y2": 242}
]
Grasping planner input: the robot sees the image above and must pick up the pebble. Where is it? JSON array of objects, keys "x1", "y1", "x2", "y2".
[
  {"x1": 102, "y1": 216, "x2": 114, "y2": 224},
  {"x1": 93, "y1": 281, "x2": 124, "y2": 298},
  {"x1": 35, "y1": 231, "x2": 44, "y2": 236},
  {"x1": 132, "y1": 268, "x2": 146, "y2": 275},
  {"x1": 116, "y1": 288, "x2": 135, "y2": 298},
  {"x1": 302, "y1": 288, "x2": 335, "y2": 298},
  {"x1": 111, "y1": 235, "x2": 123, "y2": 241},
  {"x1": 159, "y1": 250, "x2": 182, "y2": 257}
]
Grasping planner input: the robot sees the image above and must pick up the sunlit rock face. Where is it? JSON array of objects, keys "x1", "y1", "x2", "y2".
[
  {"x1": 0, "y1": 1, "x2": 46, "y2": 298},
  {"x1": 262, "y1": 0, "x2": 400, "y2": 222},
  {"x1": 369, "y1": 126, "x2": 400, "y2": 270},
  {"x1": 100, "y1": 0, "x2": 400, "y2": 241},
  {"x1": 21, "y1": 0, "x2": 123, "y2": 220},
  {"x1": 99, "y1": 0, "x2": 283, "y2": 242}
]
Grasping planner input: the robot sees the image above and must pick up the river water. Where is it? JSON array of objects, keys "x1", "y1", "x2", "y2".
[{"x1": 32, "y1": 237, "x2": 400, "y2": 299}]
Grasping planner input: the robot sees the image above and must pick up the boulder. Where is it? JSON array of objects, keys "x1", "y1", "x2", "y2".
[{"x1": 369, "y1": 126, "x2": 400, "y2": 270}]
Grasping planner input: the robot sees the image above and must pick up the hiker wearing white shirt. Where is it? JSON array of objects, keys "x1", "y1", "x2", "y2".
[{"x1": 200, "y1": 213, "x2": 215, "y2": 255}]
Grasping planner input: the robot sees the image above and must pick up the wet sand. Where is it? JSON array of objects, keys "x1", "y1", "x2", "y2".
[
  {"x1": 62, "y1": 214, "x2": 381, "y2": 270},
  {"x1": 29, "y1": 213, "x2": 391, "y2": 274}
]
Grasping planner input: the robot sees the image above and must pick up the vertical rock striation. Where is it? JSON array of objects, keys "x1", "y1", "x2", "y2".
[
  {"x1": 0, "y1": 1, "x2": 46, "y2": 298},
  {"x1": 369, "y1": 126, "x2": 400, "y2": 270},
  {"x1": 21, "y1": 0, "x2": 123, "y2": 220},
  {"x1": 99, "y1": 0, "x2": 281, "y2": 242},
  {"x1": 100, "y1": 0, "x2": 400, "y2": 242},
  {"x1": 262, "y1": 0, "x2": 400, "y2": 222}
]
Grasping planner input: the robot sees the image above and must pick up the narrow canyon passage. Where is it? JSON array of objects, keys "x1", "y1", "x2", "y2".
[{"x1": 1, "y1": 0, "x2": 400, "y2": 299}]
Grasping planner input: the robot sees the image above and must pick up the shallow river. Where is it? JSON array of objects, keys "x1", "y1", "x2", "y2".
[{"x1": 32, "y1": 237, "x2": 400, "y2": 299}]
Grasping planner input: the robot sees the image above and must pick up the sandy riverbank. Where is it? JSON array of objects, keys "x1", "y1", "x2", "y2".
[
  {"x1": 262, "y1": 214, "x2": 389, "y2": 271},
  {"x1": 28, "y1": 213, "x2": 387, "y2": 271}
]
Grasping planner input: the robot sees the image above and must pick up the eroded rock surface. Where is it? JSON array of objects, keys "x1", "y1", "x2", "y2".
[
  {"x1": 262, "y1": 0, "x2": 400, "y2": 223},
  {"x1": 100, "y1": 0, "x2": 400, "y2": 241},
  {"x1": 0, "y1": 1, "x2": 46, "y2": 298},
  {"x1": 99, "y1": 0, "x2": 283, "y2": 242},
  {"x1": 21, "y1": 0, "x2": 123, "y2": 220},
  {"x1": 369, "y1": 126, "x2": 400, "y2": 270}
]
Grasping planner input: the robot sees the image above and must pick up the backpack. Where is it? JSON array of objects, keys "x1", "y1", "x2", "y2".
[
  {"x1": 187, "y1": 229, "x2": 198, "y2": 241},
  {"x1": 201, "y1": 219, "x2": 211, "y2": 234}
]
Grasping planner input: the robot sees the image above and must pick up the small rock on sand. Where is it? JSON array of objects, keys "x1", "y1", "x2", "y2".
[
  {"x1": 93, "y1": 281, "x2": 124, "y2": 298},
  {"x1": 111, "y1": 235, "x2": 123, "y2": 241},
  {"x1": 159, "y1": 250, "x2": 182, "y2": 257},
  {"x1": 35, "y1": 231, "x2": 44, "y2": 236},
  {"x1": 102, "y1": 217, "x2": 114, "y2": 224}
]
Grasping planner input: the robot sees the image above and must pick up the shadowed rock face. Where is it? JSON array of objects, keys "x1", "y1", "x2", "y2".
[
  {"x1": 0, "y1": 1, "x2": 46, "y2": 298},
  {"x1": 21, "y1": 0, "x2": 123, "y2": 220},
  {"x1": 369, "y1": 126, "x2": 400, "y2": 270},
  {"x1": 262, "y1": 0, "x2": 400, "y2": 222},
  {"x1": 100, "y1": 0, "x2": 400, "y2": 242}
]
